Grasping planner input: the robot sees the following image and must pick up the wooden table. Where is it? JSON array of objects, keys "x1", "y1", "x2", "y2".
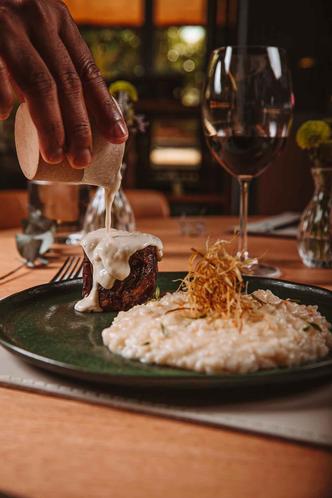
[{"x1": 0, "y1": 217, "x2": 331, "y2": 498}]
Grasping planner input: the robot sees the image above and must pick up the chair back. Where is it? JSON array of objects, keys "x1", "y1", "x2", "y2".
[
  {"x1": 125, "y1": 189, "x2": 170, "y2": 218},
  {"x1": 0, "y1": 190, "x2": 28, "y2": 229}
]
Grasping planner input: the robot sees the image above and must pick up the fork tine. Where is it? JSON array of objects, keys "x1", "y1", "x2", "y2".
[
  {"x1": 50, "y1": 256, "x2": 72, "y2": 283},
  {"x1": 51, "y1": 256, "x2": 84, "y2": 282},
  {"x1": 63, "y1": 256, "x2": 77, "y2": 280},
  {"x1": 65, "y1": 256, "x2": 80, "y2": 280},
  {"x1": 67, "y1": 256, "x2": 82, "y2": 280},
  {"x1": 72, "y1": 259, "x2": 84, "y2": 279},
  {"x1": 61, "y1": 256, "x2": 77, "y2": 280}
]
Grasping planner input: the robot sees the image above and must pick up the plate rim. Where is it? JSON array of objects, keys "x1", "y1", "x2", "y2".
[{"x1": 0, "y1": 272, "x2": 332, "y2": 387}]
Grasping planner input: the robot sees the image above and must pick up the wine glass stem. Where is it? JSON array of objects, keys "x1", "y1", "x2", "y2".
[{"x1": 237, "y1": 178, "x2": 251, "y2": 261}]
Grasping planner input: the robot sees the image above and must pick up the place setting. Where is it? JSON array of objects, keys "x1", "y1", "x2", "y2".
[{"x1": 0, "y1": 43, "x2": 332, "y2": 453}]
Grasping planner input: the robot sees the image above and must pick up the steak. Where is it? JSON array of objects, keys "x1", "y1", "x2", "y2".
[{"x1": 82, "y1": 245, "x2": 159, "y2": 311}]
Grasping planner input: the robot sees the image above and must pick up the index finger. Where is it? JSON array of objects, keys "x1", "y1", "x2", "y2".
[
  {"x1": 0, "y1": 29, "x2": 65, "y2": 163},
  {"x1": 0, "y1": 57, "x2": 14, "y2": 119},
  {"x1": 60, "y1": 19, "x2": 128, "y2": 144}
]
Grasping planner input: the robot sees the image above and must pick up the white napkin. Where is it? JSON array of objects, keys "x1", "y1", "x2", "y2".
[
  {"x1": 0, "y1": 345, "x2": 331, "y2": 448},
  {"x1": 233, "y1": 212, "x2": 300, "y2": 238}
]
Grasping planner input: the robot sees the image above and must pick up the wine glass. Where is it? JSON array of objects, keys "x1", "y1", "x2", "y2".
[{"x1": 202, "y1": 46, "x2": 293, "y2": 276}]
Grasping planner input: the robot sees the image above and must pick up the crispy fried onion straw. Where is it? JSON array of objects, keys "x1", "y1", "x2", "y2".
[{"x1": 181, "y1": 240, "x2": 259, "y2": 323}]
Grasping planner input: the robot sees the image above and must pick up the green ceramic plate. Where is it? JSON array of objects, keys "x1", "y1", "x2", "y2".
[{"x1": 0, "y1": 272, "x2": 331, "y2": 389}]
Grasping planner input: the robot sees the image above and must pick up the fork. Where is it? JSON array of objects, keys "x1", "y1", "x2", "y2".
[{"x1": 50, "y1": 255, "x2": 84, "y2": 283}]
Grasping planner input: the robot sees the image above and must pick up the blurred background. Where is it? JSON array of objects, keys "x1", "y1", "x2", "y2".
[{"x1": 1, "y1": 0, "x2": 331, "y2": 217}]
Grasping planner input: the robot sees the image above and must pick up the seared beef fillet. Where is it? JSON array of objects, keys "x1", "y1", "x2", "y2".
[{"x1": 82, "y1": 245, "x2": 158, "y2": 311}]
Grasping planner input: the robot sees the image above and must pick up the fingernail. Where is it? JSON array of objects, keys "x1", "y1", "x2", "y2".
[
  {"x1": 70, "y1": 148, "x2": 92, "y2": 169},
  {"x1": 47, "y1": 148, "x2": 64, "y2": 164},
  {"x1": 109, "y1": 120, "x2": 128, "y2": 142}
]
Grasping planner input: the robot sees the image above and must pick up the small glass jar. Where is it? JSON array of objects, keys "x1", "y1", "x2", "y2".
[
  {"x1": 297, "y1": 167, "x2": 332, "y2": 268},
  {"x1": 28, "y1": 180, "x2": 90, "y2": 243}
]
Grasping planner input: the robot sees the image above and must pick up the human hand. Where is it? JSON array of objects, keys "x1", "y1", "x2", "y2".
[{"x1": 0, "y1": 0, "x2": 128, "y2": 168}]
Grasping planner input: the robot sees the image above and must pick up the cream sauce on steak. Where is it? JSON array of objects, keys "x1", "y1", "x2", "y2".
[
  {"x1": 75, "y1": 183, "x2": 163, "y2": 312},
  {"x1": 75, "y1": 228, "x2": 163, "y2": 312}
]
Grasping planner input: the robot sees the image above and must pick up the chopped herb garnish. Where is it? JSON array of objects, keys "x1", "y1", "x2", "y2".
[
  {"x1": 252, "y1": 294, "x2": 266, "y2": 306},
  {"x1": 303, "y1": 321, "x2": 322, "y2": 332},
  {"x1": 309, "y1": 322, "x2": 322, "y2": 332},
  {"x1": 164, "y1": 306, "x2": 190, "y2": 315},
  {"x1": 160, "y1": 323, "x2": 169, "y2": 337},
  {"x1": 154, "y1": 286, "x2": 161, "y2": 300},
  {"x1": 191, "y1": 314, "x2": 207, "y2": 320},
  {"x1": 287, "y1": 298, "x2": 302, "y2": 304}
]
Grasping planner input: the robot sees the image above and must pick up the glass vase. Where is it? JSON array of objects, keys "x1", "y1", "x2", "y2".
[
  {"x1": 297, "y1": 167, "x2": 332, "y2": 268},
  {"x1": 82, "y1": 186, "x2": 135, "y2": 234}
]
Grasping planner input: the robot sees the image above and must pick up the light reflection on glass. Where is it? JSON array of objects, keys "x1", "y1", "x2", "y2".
[
  {"x1": 214, "y1": 60, "x2": 222, "y2": 95},
  {"x1": 224, "y1": 46, "x2": 233, "y2": 74},
  {"x1": 269, "y1": 121, "x2": 277, "y2": 137},
  {"x1": 267, "y1": 47, "x2": 282, "y2": 79}
]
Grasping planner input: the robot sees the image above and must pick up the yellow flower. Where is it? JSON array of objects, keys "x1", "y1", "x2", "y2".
[
  {"x1": 296, "y1": 120, "x2": 330, "y2": 150},
  {"x1": 109, "y1": 81, "x2": 138, "y2": 102}
]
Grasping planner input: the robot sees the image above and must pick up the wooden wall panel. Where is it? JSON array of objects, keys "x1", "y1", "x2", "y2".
[
  {"x1": 64, "y1": 0, "x2": 143, "y2": 26},
  {"x1": 155, "y1": 0, "x2": 207, "y2": 25}
]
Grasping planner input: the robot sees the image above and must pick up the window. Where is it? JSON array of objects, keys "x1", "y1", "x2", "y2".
[
  {"x1": 79, "y1": 27, "x2": 142, "y2": 80},
  {"x1": 154, "y1": 26, "x2": 206, "y2": 106}
]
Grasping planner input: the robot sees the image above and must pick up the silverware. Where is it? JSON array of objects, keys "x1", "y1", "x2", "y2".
[
  {"x1": 50, "y1": 256, "x2": 83, "y2": 283},
  {"x1": 0, "y1": 263, "x2": 27, "y2": 282},
  {"x1": 15, "y1": 231, "x2": 53, "y2": 267},
  {"x1": 0, "y1": 230, "x2": 52, "y2": 285},
  {"x1": 246, "y1": 212, "x2": 300, "y2": 234}
]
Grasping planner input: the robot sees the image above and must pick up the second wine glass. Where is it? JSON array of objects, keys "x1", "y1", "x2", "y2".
[{"x1": 202, "y1": 46, "x2": 293, "y2": 276}]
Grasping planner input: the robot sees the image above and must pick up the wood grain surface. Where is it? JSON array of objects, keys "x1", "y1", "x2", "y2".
[{"x1": 0, "y1": 216, "x2": 332, "y2": 498}]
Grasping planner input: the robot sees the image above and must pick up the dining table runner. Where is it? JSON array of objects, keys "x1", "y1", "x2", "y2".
[{"x1": 0, "y1": 345, "x2": 331, "y2": 448}]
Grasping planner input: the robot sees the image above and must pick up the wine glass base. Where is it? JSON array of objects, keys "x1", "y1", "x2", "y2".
[{"x1": 248, "y1": 263, "x2": 281, "y2": 278}]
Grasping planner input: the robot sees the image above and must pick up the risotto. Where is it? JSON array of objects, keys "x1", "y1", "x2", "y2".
[{"x1": 102, "y1": 289, "x2": 332, "y2": 374}]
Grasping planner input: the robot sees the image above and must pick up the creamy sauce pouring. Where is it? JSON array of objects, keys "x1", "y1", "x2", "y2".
[
  {"x1": 75, "y1": 174, "x2": 163, "y2": 312},
  {"x1": 104, "y1": 183, "x2": 119, "y2": 233}
]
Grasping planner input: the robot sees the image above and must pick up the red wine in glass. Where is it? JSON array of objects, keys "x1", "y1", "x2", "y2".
[
  {"x1": 202, "y1": 46, "x2": 293, "y2": 277},
  {"x1": 206, "y1": 136, "x2": 287, "y2": 178}
]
